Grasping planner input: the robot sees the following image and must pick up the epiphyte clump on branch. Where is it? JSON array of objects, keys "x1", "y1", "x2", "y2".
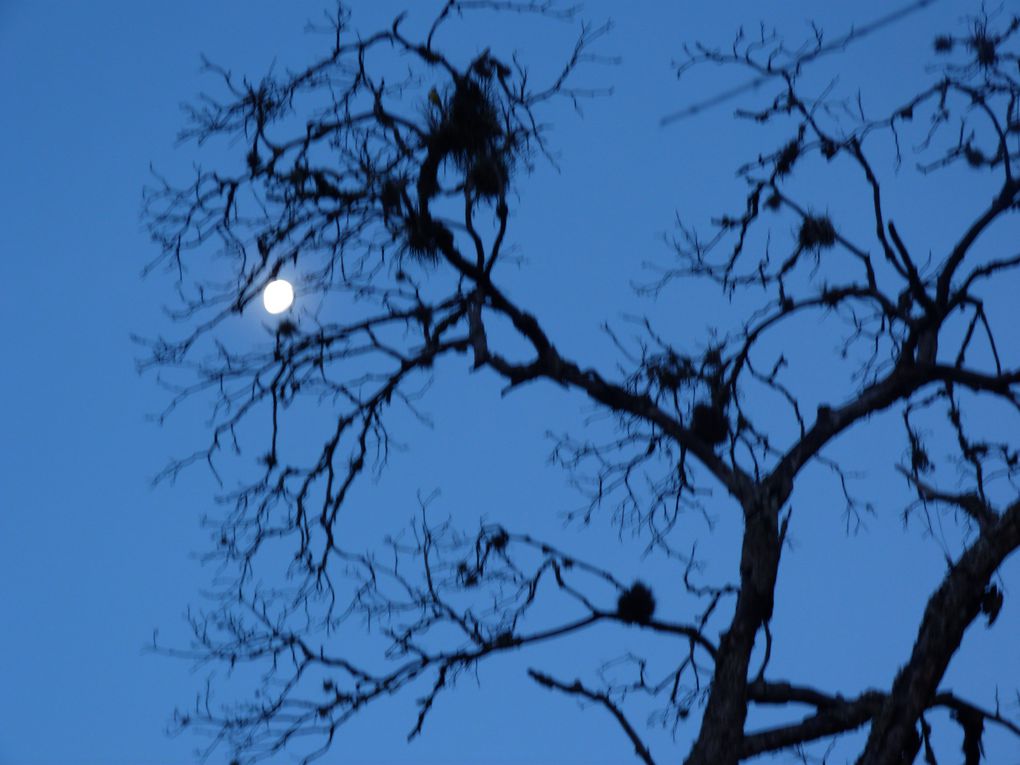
[
  {"x1": 402, "y1": 211, "x2": 451, "y2": 263},
  {"x1": 775, "y1": 139, "x2": 800, "y2": 177},
  {"x1": 692, "y1": 402, "x2": 728, "y2": 446},
  {"x1": 981, "y1": 585, "x2": 1004, "y2": 626},
  {"x1": 429, "y1": 78, "x2": 502, "y2": 163},
  {"x1": 467, "y1": 152, "x2": 509, "y2": 199},
  {"x1": 426, "y1": 73, "x2": 511, "y2": 199},
  {"x1": 798, "y1": 214, "x2": 836, "y2": 250},
  {"x1": 617, "y1": 581, "x2": 656, "y2": 624},
  {"x1": 379, "y1": 177, "x2": 405, "y2": 219}
]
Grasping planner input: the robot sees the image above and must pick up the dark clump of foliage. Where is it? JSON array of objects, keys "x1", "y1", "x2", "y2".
[
  {"x1": 775, "y1": 140, "x2": 800, "y2": 177},
  {"x1": 468, "y1": 152, "x2": 509, "y2": 198},
  {"x1": 981, "y1": 585, "x2": 1004, "y2": 626},
  {"x1": 457, "y1": 561, "x2": 480, "y2": 587},
  {"x1": 969, "y1": 28, "x2": 997, "y2": 68},
  {"x1": 617, "y1": 581, "x2": 656, "y2": 624},
  {"x1": 487, "y1": 527, "x2": 509, "y2": 552},
  {"x1": 963, "y1": 144, "x2": 986, "y2": 168},
  {"x1": 691, "y1": 402, "x2": 728, "y2": 445},
  {"x1": 430, "y1": 78, "x2": 504, "y2": 168},
  {"x1": 471, "y1": 52, "x2": 511, "y2": 81},
  {"x1": 425, "y1": 74, "x2": 515, "y2": 203},
  {"x1": 379, "y1": 178, "x2": 404, "y2": 218},
  {"x1": 798, "y1": 214, "x2": 836, "y2": 250},
  {"x1": 650, "y1": 352, "x2": 696, "y2": 390},
  {"x1": 909, "y1": 432, "x2": 932, "y2": 475},
  {"x1": 276, "y1": 319, "x2": 298, "y2": 337},
  {"x1": 933, "y1": 35, "x2": 954, "y2": 53},
  {"x1": 402, "y1": 212, "x2": 451, "y2": 263}
]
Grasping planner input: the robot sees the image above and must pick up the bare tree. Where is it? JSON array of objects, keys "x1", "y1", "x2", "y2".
[{"x1": 143, "y1": 2, "x2": 1020, "y2": 764}]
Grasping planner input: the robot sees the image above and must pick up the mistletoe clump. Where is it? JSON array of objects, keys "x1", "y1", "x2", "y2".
[
  {"x1": 798, "y1": 214, "x2": 836, "y2": 250},
  {"x1": 427, "y1": 75, "x2": 512, "y2": 199},
  {"x1": 402, "y1": 211, "x2": 451, "y2": 263},
  {"x1": 617, "y1": 581, "x2": 656, "y2": 624},
  {"x1": 775, "y1": 140, "x2": 800, "y2": 177}
]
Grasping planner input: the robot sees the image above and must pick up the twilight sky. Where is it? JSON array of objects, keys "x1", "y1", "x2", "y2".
[{"x1": 1, "y1": 1, "x2": 1017, "y2": 764}]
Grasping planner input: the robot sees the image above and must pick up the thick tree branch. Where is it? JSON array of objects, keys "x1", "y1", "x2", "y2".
[{"x1": 857, "y1": 499, "x2": 1020, "y2": 764}]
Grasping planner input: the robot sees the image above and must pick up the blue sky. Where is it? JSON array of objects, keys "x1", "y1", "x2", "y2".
[{"x1": 1, "y1": 1, "x2": 1017, "y2": 764}]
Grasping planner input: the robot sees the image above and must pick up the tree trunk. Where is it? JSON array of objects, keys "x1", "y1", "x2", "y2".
[{"x1": 684, "y1": 491, "x2": 785, "y2": 765}]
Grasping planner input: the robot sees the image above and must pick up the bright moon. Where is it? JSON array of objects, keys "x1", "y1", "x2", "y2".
[{"x1": 263, "y1": 279, "x2": 294, "y2": 314}]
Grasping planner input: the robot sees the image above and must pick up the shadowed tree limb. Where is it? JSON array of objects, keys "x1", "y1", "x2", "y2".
[{"x1": 856, "y1": 498, "x2": 1020, "y2": 764}]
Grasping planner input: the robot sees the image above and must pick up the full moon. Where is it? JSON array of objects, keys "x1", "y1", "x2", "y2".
[{"x1": 263, "y1": 279, "x2": 294, "y2": 314}]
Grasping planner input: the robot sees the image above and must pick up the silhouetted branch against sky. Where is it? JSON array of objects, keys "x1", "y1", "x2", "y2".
[
  {"x1": 661, "y1": 0, "x2": 940, "y2": 124},
  {"x1": 142, "y1": 1, "x2": 1020, "y2": 763}
]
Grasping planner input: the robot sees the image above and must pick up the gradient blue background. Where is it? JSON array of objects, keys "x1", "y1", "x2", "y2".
[{"x1": 1, "y1": 2, "x2": 1018, "y2": 764}]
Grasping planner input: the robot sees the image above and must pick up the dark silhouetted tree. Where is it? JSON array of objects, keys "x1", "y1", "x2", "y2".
[{"x1": 143, "y1": 2, "x2": 1020, "y2": 764}]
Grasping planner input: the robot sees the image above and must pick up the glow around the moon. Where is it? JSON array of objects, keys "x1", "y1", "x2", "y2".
[{"x1": 263, "y1": 279, "x2": 294, "y2": 314}]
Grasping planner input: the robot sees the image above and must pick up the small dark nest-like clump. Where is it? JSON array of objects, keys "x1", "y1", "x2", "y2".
[
  {"x1": 907, "y1": 427, "x2": 932, "y2": 475},
  {"x1": 617, "y1": 582, "x2": 656, "y2": 624},
  {"x1": 648, "y1": 353, "x2": 696, "y2": 391},
  {"x1": 910, "y1": 441, "x2": 932, "y2": 474},
  {"x1": 933, "y1": 35, "x2": 954, "y2": 53},
  {"x1": 981, "y1": 585, "x2": 1004, "y2": 626},
  {"x1": 379, "y1": 177, "x2": 404, "y2": 218},
  {"x1": 969, "y1": 29, "x2": 997, "y2": 68},
  {"x1": 430, "y1": 79, "x2": 504, "y2": 168},
  {"x1": 692, "y1": 402, "x2": 728, "y2": 446},
  {"x1": 820, "y1": 138, "x2": 839, "y2": 160},
  {"x1": 276, "y1": 318, "x2": 298, "y2": 337},
  {"x1": 775, "y1": 140, "x2": 800, "y2": 177},
  {"x1": 963, "y1": 144, "x2": 986, "y2": 168},
  {"x1": 402, "y1": 212, "x2": 450, "y2": 264},
  {"x1": 467, "y1": 152, "x2": 510, "y2": 198},
  {"x1": 487, "y1": 527, "x2": 509, "y2": 552},
  {"x1": 798, "y1": 215, "x2": 837, "y2": 250}
]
